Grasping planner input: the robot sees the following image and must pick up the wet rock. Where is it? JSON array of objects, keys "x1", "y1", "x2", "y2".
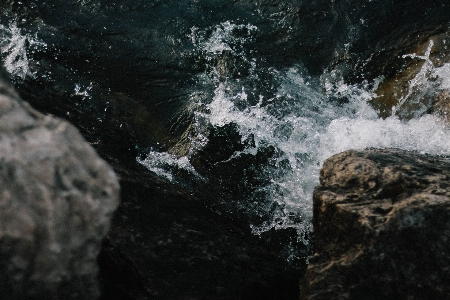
[
  {"x1": 98, "y1": 160, "x2": 303, "y2": 300},
  {"x1": 370, "y1": 31, "x2": 450, "y2": 119},
  {"x1": 0, "y1": 3, "x2": 307, "y2": 299},
  {"x1": 0, "y1": 69, "x2": 120, "y2": 299},
  {"x1": 4, "y1": 1, "x2": 450, "y2": 299},
  {"x1": 301, "y1": 149, "x2": 450, "y2": 300},
  {"x1": 431, "y1": 90, "x2": 450, "y2": 122},
  {"x1": 342, "y1": 2, "x2": 450, "y2": 82},
  {"x1": 2, "y1": 0, "x2": 448, "y2": 153}
]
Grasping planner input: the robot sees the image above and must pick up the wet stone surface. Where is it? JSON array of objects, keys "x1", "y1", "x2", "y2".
[
  {"x1": 3, "y1": 1, "x2": 450, "y2": 299},
  {"x1": 302, "y1": 149, "x2": 450, "y2": 300}
]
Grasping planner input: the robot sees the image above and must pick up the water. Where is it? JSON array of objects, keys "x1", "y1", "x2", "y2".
[
  {"x1": 138, "y1": 22, "x2": 450, "y2": 250},
  {"x1": 0, "y1": 21, "x2": 47, "y2": 82},
  {"x1": 3, "y1": 12, "x2": 450, "y2": 264}
]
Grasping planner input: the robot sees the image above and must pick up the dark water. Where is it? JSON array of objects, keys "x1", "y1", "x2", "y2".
[{"x1": 2, "y1": 0, "x2": 450, "y2": 266}]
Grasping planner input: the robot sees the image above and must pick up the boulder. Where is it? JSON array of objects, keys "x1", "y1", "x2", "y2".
[
  {"x1": 0, "y1": 69, "x2": 120, "y2": 299},
  {"x1": 301, "y1": 149, "x2": 450, "y2": 300}
]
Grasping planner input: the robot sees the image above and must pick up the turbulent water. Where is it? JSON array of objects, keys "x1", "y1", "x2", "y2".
[
  {"x1": 138, "y1": 22, "x2": 450, "y2": 248},
  {"x1": 3, "y1": 7, "x2": 450, "y2": 264}
]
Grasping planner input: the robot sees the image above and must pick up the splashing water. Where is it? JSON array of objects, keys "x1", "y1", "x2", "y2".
[
  {"x1": 138, "y1": 151, "x2": 202, "y2": 183},
  {"x1": 0, "y1": 22, "x2": 47, "y2": 82},
  {"x1": 139, "y1": 21, "x2": 450, "y2": 246},
  {"x1": 74, "y1": 82, "x2": 94, "y2": 100},
  {"x1": 190, "y1": 21, "x2": 257, "y2": 55}
]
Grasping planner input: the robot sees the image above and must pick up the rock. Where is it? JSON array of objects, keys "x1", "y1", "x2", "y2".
[
  {"x1": 431, "y1": 90, "x2": 450, "y2": 123},
  {"x1": 3, "y1": 0, "x2": 450, "y2": 156},
  {"x1": 370, "y1": 31, "x2": 450, "y2": 120},
  {"x1": 4, "y1": 1, "x2": 450, "y2": 299},
  {"x1": 0, "y1": 3, "x2": 307, "y2": 299},
  {"x1": 97, "y1": 160, "x2": 303, "y2": 300},
  {"x1": 301, "y1": 149, "x2": 450, "y2": 300},
  {"x1": 341, "y1": 2, "x2": 450, "y2": 83},
  {"x1": 0, "y1": 69, "x2": 120, "y2": 299}
]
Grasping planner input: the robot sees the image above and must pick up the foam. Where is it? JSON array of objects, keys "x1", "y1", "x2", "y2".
[
  {"x1": 139, "y1": 21, "x2": 450, "y2": 244},
  {"x1": 0, "y1": 22, "x2": 47, "y2": 81}
]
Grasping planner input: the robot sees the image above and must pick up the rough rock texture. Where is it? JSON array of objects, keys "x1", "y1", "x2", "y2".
[
  {"x1": 301, "y1": 149, "x2": 450, "y2": 300},
  {"x1": 0, "y1": 69, "x2": 120, "y2": 299},
  {"x1": 4, "y1": 1, "x2": 450, "y2": 299}
]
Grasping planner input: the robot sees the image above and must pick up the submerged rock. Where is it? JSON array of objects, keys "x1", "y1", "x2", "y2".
[
  {"x1": 0, "y1": 69, "x2": 120, "y2": 299},
  {"x1": 371, "y1": 31, "x2": 450, "y2": 120},
  {"x1": 301, "y1": 149, "x2": 450, "y2": 300}
]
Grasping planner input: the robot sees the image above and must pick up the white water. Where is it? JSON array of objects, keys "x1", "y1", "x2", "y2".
[
  {"x1": 139, "y1": 22, "x2": 450, "y2": 244},
  {"x1": 4, "y1": 17, "x2": 448, "y2": 253},
  {"x1": 1, "y1": 8, "x2": 449, "y2": 264},
  {"x1": 138, "y1": 151, "x2": 202, "y2": 182},
  {"x1": 0, "y1": 22, "x2": 47, "y2": 81}
]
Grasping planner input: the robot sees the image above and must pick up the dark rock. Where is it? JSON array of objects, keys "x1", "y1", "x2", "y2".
[
  {"x1": 4, "y1": 1, "x2": 450, "y2": 299},
  {"x1": 350, "y1": 2, "x2": 450, "y2": 81},
  {"x1": 0, "y1": 3, "x2": 307, "y2": 299},
  {"x1": 0, "y1": 69, "x2": 120, "y2": 299},
  {"x1": 98, "y1": 160, "x2": 303, "y2": 300},
  {"x1": 301, "y1": 149, "x2": 450, "y2": 300},
  {"x1": 370, "y1": 31, "x2": 450, "y2": 120}
]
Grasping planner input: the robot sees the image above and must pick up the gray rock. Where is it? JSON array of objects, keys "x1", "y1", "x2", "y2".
[
  {"x1": 0, "y1": 69, "x2": 120, "y2": 299},
  {"x1": 301, "y1": 149, "x2": 450, "y2": 300}
]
